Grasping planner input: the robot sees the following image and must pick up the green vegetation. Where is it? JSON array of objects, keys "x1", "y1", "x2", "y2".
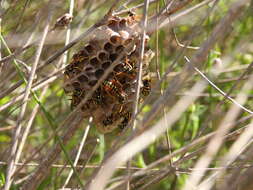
[{"x1": 0, "y1": 0, "x2": 253, "y2": 189}]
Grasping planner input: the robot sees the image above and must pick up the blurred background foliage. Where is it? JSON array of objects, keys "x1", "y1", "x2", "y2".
[{"x1": 0, "y1": 0, "x2": 253, "y2": 189}]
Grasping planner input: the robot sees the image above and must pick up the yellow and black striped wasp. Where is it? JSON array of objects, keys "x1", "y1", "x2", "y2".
[{"x1": 102, "y1": 78, "x2": 128, "y2": 104}]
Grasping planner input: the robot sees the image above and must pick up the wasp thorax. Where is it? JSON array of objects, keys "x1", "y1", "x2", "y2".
[{"x1": 63, "y1": 13, "x2": 154, "y2": 133}]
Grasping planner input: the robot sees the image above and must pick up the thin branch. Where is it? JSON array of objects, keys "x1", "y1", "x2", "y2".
[
  {"x1": 4, "y1": 6, "x2": 52, "y2": 190},
  {"x1": 62, "y1": 0, "x2": 75, "y2": 66},
  {"x1": 62, "y1": 117, "x2": 91, "y2": 188},
  {"x1": 185, "y1": 56, "x2": 253, "y2": 114},
  {"x1": 86, "y1": 79, "x2": 208, "y2": 190},
  {"x1": 20, "y1": 2, "x2": 122, "y2": 189},
  {"x1": 198, "y1": 122, "x2": 253, "y2": 190},
  {"x1": 182, "y1": 2, "x2": 252, "y2": 187},
  {"x1": 126, "y1": 0, "x2": 150, "y2": 189}
]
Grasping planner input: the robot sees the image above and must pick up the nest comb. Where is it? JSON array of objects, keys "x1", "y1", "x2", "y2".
[{"x1": 63, "y1": 13, "x2": 154, "y2": 133}]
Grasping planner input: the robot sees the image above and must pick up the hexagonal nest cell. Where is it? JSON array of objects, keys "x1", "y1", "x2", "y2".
[{"x1": 63, "y1": 13, "x2": 154, "y2": 133}]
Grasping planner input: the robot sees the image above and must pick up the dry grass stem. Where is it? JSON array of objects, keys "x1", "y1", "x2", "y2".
[{"x1": 1, "y1": 0, "x2": 252, "y2": 189}]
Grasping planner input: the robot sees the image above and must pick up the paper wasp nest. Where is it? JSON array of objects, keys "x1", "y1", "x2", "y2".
[{"x1": 64, "y1": 13, "x2": 154, "y2": 133}]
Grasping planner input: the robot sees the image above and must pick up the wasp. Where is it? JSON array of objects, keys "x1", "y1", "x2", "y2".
[
  {"x1": 91, "y1": 88, "x2": 104, "y2": 106},
  {"x1": 64, "y1": 64, "x2": 74, "y2": 77},
  {"x1": 64, "y1": 65, "x2": 82, "y2": 79},
  {"x1": 73, "y1": 88, "x2": 84, "y2": 97},
  {"x1": 114, "y1": 59, "x2": 136, "y2": 84},
  {"x1": 102, "y1": 115, "x2": 114, "y2": 126},
  {"x1": 51, "y1": 13, "x2": 73, "y2": 31},
  {"x1": 126, "y1": 9, "x2": 141, "y2": 25},
  {"x1": 80, "y1": 89, "x2": 104, "y2": 111},
  {"x1": 114, "y1": 57, "x2": 133, "y2": 73},
  {"x1": 102, "y1": 79, "x2": 127, "y2": 104},
  {"x1": 141, "y1": 78, "x2": 151, "y2": 97},
  {"x1": 70, "y1": 95, "x2": 81, "y2": 110},
  {"x1": 70, "y1": 88, "x2": 84, "y2": 109},
  {"x1": 118, "y1": 111, "x2": 131, "y2": 129}
]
